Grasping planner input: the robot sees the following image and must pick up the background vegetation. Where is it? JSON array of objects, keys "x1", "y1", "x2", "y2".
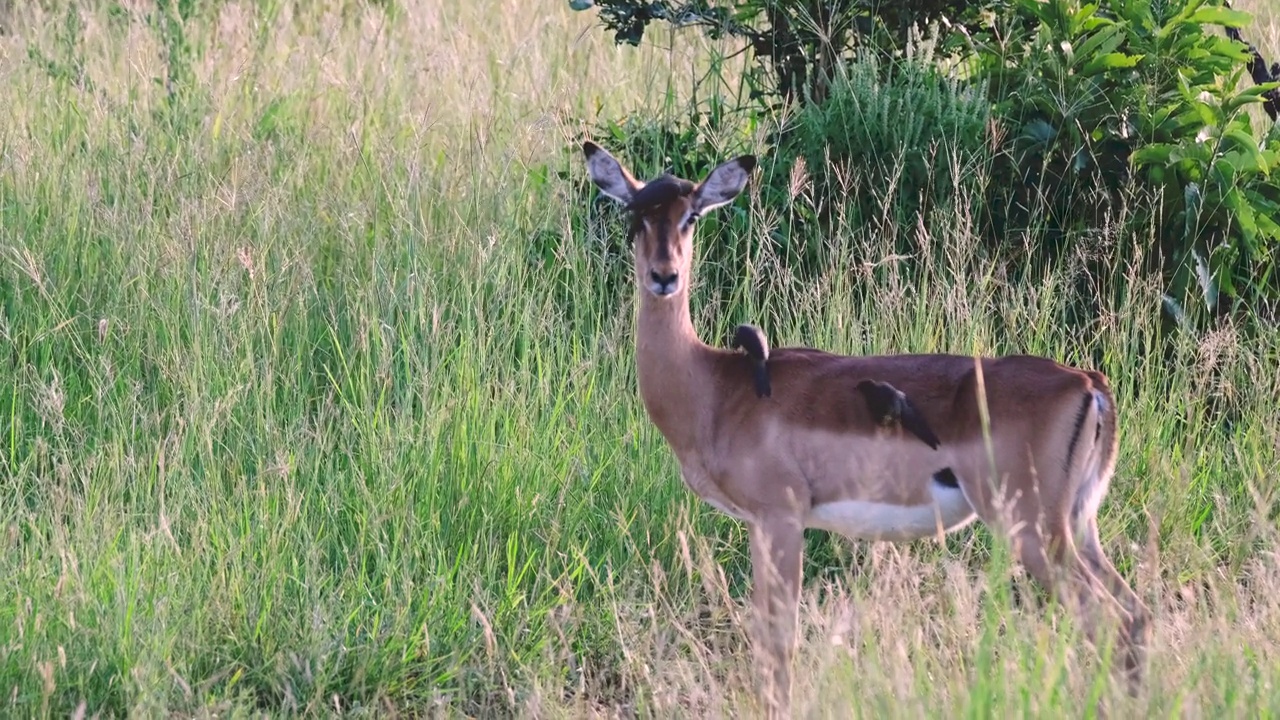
[
  {"x1": 577, "y1": 0, "x2": 1280, "y2": 329},
  {"x1": 0, "y1": 0, "x2": 1278, "y2": 717}
]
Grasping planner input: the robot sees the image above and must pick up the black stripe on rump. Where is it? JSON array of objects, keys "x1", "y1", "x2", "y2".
[{"x1": 1063, "y1": 392, "x2": 1093, "y2": 474}]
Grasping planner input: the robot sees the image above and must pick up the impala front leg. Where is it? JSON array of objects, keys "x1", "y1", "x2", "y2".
[{"x1": 749, "y1": 515, "x2": 804, "y2": 720}]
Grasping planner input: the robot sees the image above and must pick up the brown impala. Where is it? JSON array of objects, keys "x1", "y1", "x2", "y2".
[{"x1": 581, "y1": 141, "x2": 1150, "y2": 717}]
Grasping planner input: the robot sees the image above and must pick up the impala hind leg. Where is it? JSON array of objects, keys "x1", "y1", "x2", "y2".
[
  {"x1": 1010, "y1": 525, "x2": 1139, "y2": 689},
  {"x1": 1077, "y1": 517, "x2": 1151, "y2": 689},
  {"x1": 748, "y1": 516, "x2": 804, "y2": 720}
]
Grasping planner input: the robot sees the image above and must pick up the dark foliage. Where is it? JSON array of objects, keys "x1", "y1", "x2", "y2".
[
  {"x1": 569, "y1": 0, "x2": 1014, "y2": 105},
  {"x1": 571, "y1": 0, "x2": 1280, "y2": 330}
]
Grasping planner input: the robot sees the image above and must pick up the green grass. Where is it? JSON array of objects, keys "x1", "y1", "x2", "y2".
[{"x1": 2, "y1": 1, "x2": 1279, "y2": 717}]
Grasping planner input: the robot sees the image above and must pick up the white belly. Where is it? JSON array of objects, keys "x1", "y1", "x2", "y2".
[{"x1": 806, "y1": 485, "x2": 976, "y2": 542}]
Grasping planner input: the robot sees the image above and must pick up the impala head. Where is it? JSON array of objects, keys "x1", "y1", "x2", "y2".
[{"x1": 583, "y1": 141, "x2": 756, "y2": 298}]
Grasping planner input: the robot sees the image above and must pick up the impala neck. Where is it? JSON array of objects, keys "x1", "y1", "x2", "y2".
[{"x1": 635, "y1": 285, "x2": 707, "y2": 453}]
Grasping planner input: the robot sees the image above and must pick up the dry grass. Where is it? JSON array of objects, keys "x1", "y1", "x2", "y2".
[{"x1": 1, "y1": 0, "x2": 1278, "y2": 717}]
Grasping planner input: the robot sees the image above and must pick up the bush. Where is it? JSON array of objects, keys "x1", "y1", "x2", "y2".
[
  {"x1": 974, "y1": 0, "x2": 1280, "y2": 325},
  {"x1": 569, "y1": 0, "x2": 1008, "y2": 105},
  {"x1": 558, "y1": 54, "x2": 993, "y2": 326}
]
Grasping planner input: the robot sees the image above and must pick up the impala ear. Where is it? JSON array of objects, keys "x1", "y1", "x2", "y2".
[
  {"x1": 583, "y1": 141, "x2": 641, "y2": 206},
  {"x1": 692, "y1": 155, "x2": 756, "y2": 215}
]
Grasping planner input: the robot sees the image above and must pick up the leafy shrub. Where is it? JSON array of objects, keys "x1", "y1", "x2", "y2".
[
  {"x1": 973, "y1": 0, "x2": 1280, "y2": 323},
  {"x1": 574, "y1": 0, "x2": 1280, "y2": 330},
  {"x1": 568, "y1": 0, "x2": 1008, "y2": 104},
  {"x1": 566, "y1": 58, "x2": 997, "y2": 303},
  {"x1": 555, "y1": 53, "x2": 994, "y2": 331}
]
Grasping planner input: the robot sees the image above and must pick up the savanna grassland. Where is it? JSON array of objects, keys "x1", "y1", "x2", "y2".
[{"x1": 2, "y1": 0, "x2": 1280, "y2": 717}]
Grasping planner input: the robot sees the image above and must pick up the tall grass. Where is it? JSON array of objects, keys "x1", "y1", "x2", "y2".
[{"x1": 1, "y1": 1, "x2": 1278, "y2": 717}]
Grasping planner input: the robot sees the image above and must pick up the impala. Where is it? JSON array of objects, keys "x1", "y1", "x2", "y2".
[{"x1": 581, "y1": 141, "x2": 1150, "y2": 717}]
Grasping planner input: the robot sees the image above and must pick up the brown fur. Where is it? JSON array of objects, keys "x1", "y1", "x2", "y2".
[{"x1": 582, "y1": 141, "x2": 1151, "y2": 718}]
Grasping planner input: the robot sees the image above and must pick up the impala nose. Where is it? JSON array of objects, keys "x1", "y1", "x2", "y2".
[{"x1": 649, "y1": 269, "x2": 679, "y2": 295}]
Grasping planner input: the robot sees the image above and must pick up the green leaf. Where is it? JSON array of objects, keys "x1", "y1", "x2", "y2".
[
  {"x1": 1072, "y1": 24, "x2": 1124, "y2": 65},
  {"x1": 1208, "y1": 36, "x2": 1255, "y2": 63},
  {"x1": 1131, "y1": 144, "x2": 1176, "y2": 167},
  {"x1": 1246, "y1": 187, "x2": 1280, "y2": 211},
  {"x1": 1023, "y1": 118, "x2": 1057, "y2": 146},
  {"x1": 1190, "y1": 100, "x2": 1222, "y2": 128},
  {"x1": 1157, "y1": 115, "x2": 1201, "y2": 146},
  {"x1": 1212, "y1": 153, "x2": 1240, "y2": 185},
  {"x1": 1082, "y1": 52, "x2": 1142, "y2": 76},
  {"x1": 1159, "y1": 0, "x2": 1208, "y2": 38},
  {"x1": 1253, "y1": 203, "x2": 1280, "y2": 239},
  {"x1": 1224, "y1": 149, "x2": 1267, "y2": 177},
  {"x1": 1224, "y1": 128, "x2": 1268, "y2": 176},
  {"x1": 1173, "y1": 142, "x2": 1213, "y2": 166},
  {"x1": 1112, "y1": 0, "x2": 1155, "y2": 27},
  {"x1": 1185, "y1": 182, "x2": 1204, "y2": 239},
  {"x1": 1186, "y1": 7, "x2": 1253, "y2": 28},
  {"x1": 1074, "y1": 3, "x2": 1100, "y2": 25},
  {"x1": 1223, "y1": 82, "x2": 1280, "y2": 114},
  {"x1": 1225, "y1": 188, "x2": 1259, "y2": 242},
  {"x1": 1193, "y1": 249, "x2": 1218, "y2": 310},
  {"x1": 1209, "y1": 246, "x2": 1237, "y2": 296},
  {"x1": 1147, "y1": 102, "x2": 1182, "y2": 133}
]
